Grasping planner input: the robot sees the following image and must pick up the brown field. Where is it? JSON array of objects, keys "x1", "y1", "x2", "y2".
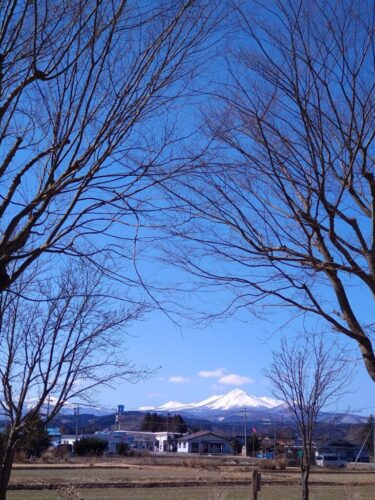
[
  {"x1": 6, "y1": 485, "x2": 375, "y2": 500},
  {"x1": 6, "y1": 455, "x2": 375, "y2": 499}
]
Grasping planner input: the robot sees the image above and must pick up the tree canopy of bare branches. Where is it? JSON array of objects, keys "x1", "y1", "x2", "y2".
[
  {"x1": 0, "y1": 261, "x2": 147, "y2": 498},
  {"x1": 0, "y1": 0, "x2": 223, "y2": 292},
  {"x1": 266, "y1": 336, "x2": 349, "y2": 500},
  {"x1": 164, "y1": 0, "x2": 375, "y2": 381}
]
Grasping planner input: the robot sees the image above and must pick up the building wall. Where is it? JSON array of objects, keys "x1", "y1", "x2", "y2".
[
  {"x1": 61, "y1": 430, "x2": 186, "y2": 454},
  {"x1": 177, "y1": 440, "x2": 189, "y2": 453},
  {"x1": 61, "y1": 431, "x2": 156, "y2": 453},
  {"x1": 95, "y1": 431, "x2": 156, "y2": 453},
  {"x1": 154, "y1": 432, "x2": 171, "y2": 452},
  {"x1": 178, "y1": 434, "x2": 232, "y2": 454}
]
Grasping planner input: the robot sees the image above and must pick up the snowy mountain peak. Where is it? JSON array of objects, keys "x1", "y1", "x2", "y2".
[
  {"x1": 141, "y1": 389, "x2": 283, "y2": 412},
  {"x1": 205, "y1": 389, "x2": 281, "y2": 410},
  {"x1": 227, "y1": 388, "x2": 246, "y2": 396},
  {"x1": 159, "y1": 400, "x2": 189, "y2": 411}
]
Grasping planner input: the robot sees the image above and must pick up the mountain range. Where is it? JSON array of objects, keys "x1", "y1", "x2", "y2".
[
  {"x1": 19, "y1": 389, "x2": 367, "y2": 427},
  {"x1": 25, "y1": 396, "x2": 114, "y2": 417},
  {"x1": 139, "y1": 388, "x2": 284, "y2": 412},
  {"x1": 138, "y1": 389, "x2": 367, "y2": 426}
]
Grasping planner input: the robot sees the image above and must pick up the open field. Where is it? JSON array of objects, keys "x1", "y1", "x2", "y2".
[
  {"x1": 6, "y1": 456, "x2": 375, "y2": 499},
  {"x1": 6, "y1": 485, "x2": 375, "y2": 500}
]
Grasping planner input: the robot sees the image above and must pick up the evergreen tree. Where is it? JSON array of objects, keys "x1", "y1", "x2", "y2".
[
  {"x1": 140, "y1": 413, "x2": 187, "y2": 433},
  {"x1": 246, "y1": 434, "x2": 261, "y2": 456},
  {"x1": 17, "y1": 414, "x2": 51, "y2": 458}
]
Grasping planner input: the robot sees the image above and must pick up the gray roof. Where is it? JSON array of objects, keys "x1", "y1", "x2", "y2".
[{"x1": 177, "y1": 431, "x2": 231, "y2": 442}]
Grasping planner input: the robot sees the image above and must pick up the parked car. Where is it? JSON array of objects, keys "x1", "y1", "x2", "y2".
[{"x1": 316, "y1": 454, "x2": 347, "y2": 468}]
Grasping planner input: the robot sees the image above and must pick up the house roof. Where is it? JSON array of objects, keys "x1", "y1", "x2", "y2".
[
  {"x1": 288, "y1": 438, "x2": 317, "y2": 449},
  {"x1": 261, "y1": 438, "x2": 290, "y2": 449},
  {"x1": 318, "y1": 441, "x2": 357, "y2": 449},
  {"x1": 177, "y1": 431, "x2": 230, "y2": 442},
  {"x1": 47, "y1": 427, "x2": 61, "y2": 435}
]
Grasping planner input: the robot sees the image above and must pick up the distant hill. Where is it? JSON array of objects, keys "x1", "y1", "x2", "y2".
[{"x1": 53, "y1": 411, "x2": 144, "y2": 434}]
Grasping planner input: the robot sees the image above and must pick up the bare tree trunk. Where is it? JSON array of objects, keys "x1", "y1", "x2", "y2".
[
  {"x1": 265, "y1": 336, "x2": 349, "y2": 500},
  {"x1": 0, "y1": 444, "x2": 15, "y2": 500},
  {"x1": 0, "y1": 262, "x2": 151, "y2": 500},
  {"x1": 301, "y1": 468, "x2": 310, "y2": 500}
]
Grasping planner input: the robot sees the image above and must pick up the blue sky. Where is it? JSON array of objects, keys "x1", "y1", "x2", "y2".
[
  {"x1": 74, "y1": 2, "x2": 375, "y2": 419},
  {"x1": 99, "y1": 307, "x2": 375, "y2": 416}
]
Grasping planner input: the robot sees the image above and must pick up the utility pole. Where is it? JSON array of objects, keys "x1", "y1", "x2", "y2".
[
  {"x1": 353, "y1": 415, "x2": 374, "y2": 468},
  {"x1": 274, "y1": 426, "x2": 277, "y2": 462},
  {"x1": 242, "y1": 408, "x2": 247, "y2": 456},
  {"x1": 46, "y1": 397, "x2": 51, "y2": 419},
  {"x1": 74, "y1": 404, "x2": 80, "y2": 443},
  {"x1": 167, "y1": 412, "x2": 170, "y2": 452}
]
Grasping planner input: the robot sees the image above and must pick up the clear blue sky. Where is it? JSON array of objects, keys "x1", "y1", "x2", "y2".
[
  {"x1": 89, "y1": 4, "x2": 375, "y2": 419},
  {"x1": 98, "y1": 307, "x2": 375, "y2": 416}
]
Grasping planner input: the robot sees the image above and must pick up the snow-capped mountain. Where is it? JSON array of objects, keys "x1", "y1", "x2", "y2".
[{"x1": 139, "y1": 388, "x2": 283, "y2": 412}]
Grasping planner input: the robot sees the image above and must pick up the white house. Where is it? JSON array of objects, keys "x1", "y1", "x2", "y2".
[{"x1": 177, "y1": 431, "x2": 232, "y2": 454}]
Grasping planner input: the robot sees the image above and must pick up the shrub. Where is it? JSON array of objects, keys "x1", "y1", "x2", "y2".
[
  {"x1": 74, "y1": 437, "x2": 108, "y2": 456},
  {"x1": 258, "y1": 457, "x2": 286, "y2": 470},
  {"x1": 116, "y1": 442, "x2": 130, "y2": 456},
  {"x1": 182, "y1": 457, "x2": 219, "y2": 470},
  {"x1": 41, "y1": 450, "x2": 54, "y2": 462},
  {"x1": 13, "y1": 449, "x2": 27, "y2": 462},
  {"x1": 276, "y1": 458, "x2": 287, "y2": 470},
  {"x1": 259, "y1": 459, "x2": 277, "y2": 470},
  {"x1": 53, "y1": 444, "x2": 72, "y2": 460}
]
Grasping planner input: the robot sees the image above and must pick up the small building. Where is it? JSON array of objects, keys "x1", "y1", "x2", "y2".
[
  {"x1": 62, "y1": 430, "x2": 161, "y2": 453},
  {"x1": 177, "y1": 431, "x2": 232, "y2": 454},
  {"x1": 317, "y1": 440, "x2": 369, "y2": 463},
  {"x1": 61, "y1": 430, "x2": 187, "y2": 453},
  {"x1": 61, "y1": 432, "x2": 120, "y2": 452},
  {"x1": 47, "y1": 426, "x2": 62, "y2": 446},
  {"x1": 154, "y1": 431, "x2": 182, "y2": 452},
  {"x1": 284, "y1": 438, "x2": 318, "y2": 466},
  {"x1": 259, "y1": 437, "x2": 290, "y2": 459}
]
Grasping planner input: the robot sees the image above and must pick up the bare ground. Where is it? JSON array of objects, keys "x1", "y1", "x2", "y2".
[{"x1": 7, "y1": 455, "x2": 375, "y2": 492}]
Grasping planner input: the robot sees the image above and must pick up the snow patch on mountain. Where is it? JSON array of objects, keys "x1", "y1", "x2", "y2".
[{"x1": 258, "y1": 396, "x2": 283, "y2": 408}]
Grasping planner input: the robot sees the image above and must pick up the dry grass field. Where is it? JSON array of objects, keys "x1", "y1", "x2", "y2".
[
  {"x1": 6, "y1": 485, "x2": 375, "y2": 500},
  {"x1": 5, "y1": 455, "x2": 375, "y2": 499}
]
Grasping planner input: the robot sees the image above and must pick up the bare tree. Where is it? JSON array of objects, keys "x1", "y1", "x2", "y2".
[
  {"x1": 266, "y1": 336, "x2": 349, "y2": 500},
  {"x1": 164, "y1": 0, "x2": 375, "y2": 381},
  {"x1": 0, "y1": 0, "x2": 224, "y2": 292},
  {"x1": 0, "y1": 261, "x2": 148, "y2": 499}
]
